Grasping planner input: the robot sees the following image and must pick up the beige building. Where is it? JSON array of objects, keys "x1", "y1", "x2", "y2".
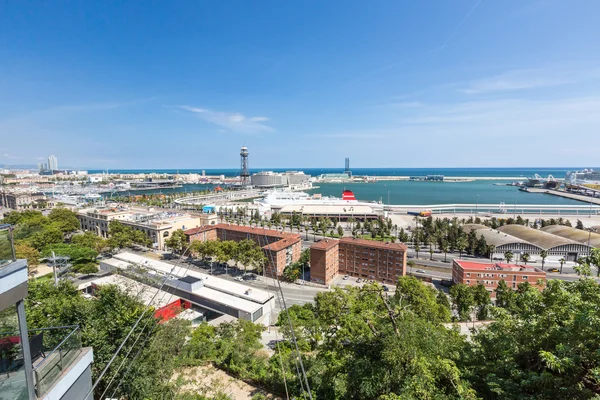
[
  {"x1": 77, "y1": 206, "x2": 202, "y2": 250},
  {"x1": 0, "y1": 192, "x2": 46, "y2": 210}
]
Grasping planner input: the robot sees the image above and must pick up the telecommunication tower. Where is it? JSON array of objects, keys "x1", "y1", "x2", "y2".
[{"x1": 240, "y1": 146, "x2": 250, "y2": 186}]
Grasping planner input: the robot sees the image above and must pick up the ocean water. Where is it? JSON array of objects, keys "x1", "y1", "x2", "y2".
[
  {"x1": 89, "y1": 167, "x2": 588, "y2": 179},
  {"x1": 107, "y1": 180, "x2": 585, "y2": 206},
  {"x1": 94, "y1": 167, "x2": 599, "y2": 206}
]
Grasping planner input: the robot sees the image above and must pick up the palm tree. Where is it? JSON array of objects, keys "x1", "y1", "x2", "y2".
[
  {"x1": 521, "y1": 253, "x2": 530, "y2": 265},
  {"x1": 559, "y1": 257, "x2": 565, "y2": 274},
  {"x1": 415, "y1": 244, "x2": 421, "y2": 259},
  {"x1": 504, "y1": 251, "x2": 514, "y2": 264},
  {"x1": 488, "y1": 245, "x2": 496, "y2": 262},
  {"x1": 540, "y1": 250, "x2": 548, "y2": 271},
  {"x1": 456, "y1": 237, "x2": 467, "y2": 259},
  {"x1": 441, "y1": 241, "x2": 449, "y2": 263}
]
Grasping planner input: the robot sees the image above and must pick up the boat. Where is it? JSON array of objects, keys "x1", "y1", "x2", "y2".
[
  {"x1": 566, "y1": 169, "x2": 600, "y2": 185},
  {"x1": 254, "y1": 189, "x2": 378, "y2": 213}
]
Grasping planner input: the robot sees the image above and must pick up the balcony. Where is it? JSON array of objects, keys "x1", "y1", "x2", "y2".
[{"x1": 1, "y1": 325, "x2": 89, "y2": 400}]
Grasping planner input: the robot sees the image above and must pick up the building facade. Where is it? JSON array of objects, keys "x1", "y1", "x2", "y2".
[
  {"x1": 310, "y1": 237, "x2": 407, "y2": 286},
  {"x1": 77, "y1": 207, "x2": 202, "y2": 250},
  {"x1": 452, "y1": 260, "x2": 547, "y2": 298},
  {"x1": 184, "y1": 224, "x2": 302, "y2": 277},
  {"x1": 0, "y1": 192, "x2": 46, "y2": 210}
]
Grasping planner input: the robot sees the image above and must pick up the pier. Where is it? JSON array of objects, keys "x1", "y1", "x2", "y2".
[{"x1": 523, "y1": 188, "x2": 600, "y2": 206}]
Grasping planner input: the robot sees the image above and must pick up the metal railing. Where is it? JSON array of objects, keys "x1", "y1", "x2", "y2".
[{"x1": 30, "y1": 325, "x2": 82, "y2": 397}]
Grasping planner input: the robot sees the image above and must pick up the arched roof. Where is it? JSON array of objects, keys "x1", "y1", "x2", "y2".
[
  {"x1": 541, "y1": 225, "x2": 600, "y2": 248},
  {"x1": 462, "y1": 224, "x2": 539, "y2": 249},
  {"x1": 497, "y1": 225, "x2": 580, "y2": 250}
]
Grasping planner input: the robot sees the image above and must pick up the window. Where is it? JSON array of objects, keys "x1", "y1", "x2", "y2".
[{"x1": 523, "y1": 276, "x2": 528, "y2": 280}]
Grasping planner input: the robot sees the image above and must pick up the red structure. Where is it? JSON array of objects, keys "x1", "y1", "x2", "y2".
[
  {"x1": 452, "y1": 260, "x2": 547, "y2": 298},
  {"x1": 154, "y1": 299, "x2": 192, "y2": 322}
]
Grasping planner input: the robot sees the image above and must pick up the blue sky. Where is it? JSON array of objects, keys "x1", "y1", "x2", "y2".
[{"x1": 1, "y1": 0, "x2": 599, "y2": 169}]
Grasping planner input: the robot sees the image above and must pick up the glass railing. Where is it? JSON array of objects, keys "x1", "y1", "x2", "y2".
[
  {"x1": 0, "y1": 305, "x2": 28, "y2": 400},
  {"x1": 0, "y1": 224, "x2": 16, "y2": 269},
  {"x1": 31, "y1": 325, "x2": 82, "y2": 397}
]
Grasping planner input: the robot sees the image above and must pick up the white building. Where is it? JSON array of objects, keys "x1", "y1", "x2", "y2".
[{"x1": 48, "y1": 155, "x2": 58, "y2": 171}]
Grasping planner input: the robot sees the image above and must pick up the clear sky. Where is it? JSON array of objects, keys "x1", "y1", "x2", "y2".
[{"x1": 1, "y1": 1, "x2": 599, "y2": 169}]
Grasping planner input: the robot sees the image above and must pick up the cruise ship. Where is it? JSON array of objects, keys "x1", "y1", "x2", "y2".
[
  {"x1": 254, "y1": 189, "x2": 379, "y2": 214},
  {"x1": 566, "y1": 169, "x2": 600, "y2": 185}
]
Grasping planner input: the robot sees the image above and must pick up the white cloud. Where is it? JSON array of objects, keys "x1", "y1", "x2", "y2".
[
  {"x1": 460, "y1": 69, "x2": 575, "y2": 94},
  {"x1": 178, "y1": 106, "x2": 273, "y2": 134}
]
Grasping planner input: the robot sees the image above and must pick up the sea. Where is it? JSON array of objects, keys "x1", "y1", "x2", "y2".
[{"x1": 91, "y1": 168, "x2": 597, "y2": 206}]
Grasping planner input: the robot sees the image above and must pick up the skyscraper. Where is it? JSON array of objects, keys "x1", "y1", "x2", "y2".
[{"x1": 48, "y1": 155, "x2": 58, "y2": 171}]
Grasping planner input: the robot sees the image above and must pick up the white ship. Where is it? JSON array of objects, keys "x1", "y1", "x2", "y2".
[
  {"x1": 254, "y1": 189, "x2": 380, "y2": 214},
  {"x1": 566, "y1": 169, "x2": 600, "y2": 185}
]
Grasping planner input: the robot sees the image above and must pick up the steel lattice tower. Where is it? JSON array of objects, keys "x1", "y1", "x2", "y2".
[{"x1": 240, "y1": 146, "x2": 250, "y2": 186}]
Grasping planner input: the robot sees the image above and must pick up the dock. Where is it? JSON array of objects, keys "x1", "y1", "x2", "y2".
[{"x1": 522, "y1": 188, "x2": 600, "y2": 206}]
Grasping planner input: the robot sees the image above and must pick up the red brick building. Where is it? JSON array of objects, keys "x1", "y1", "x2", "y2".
[
  {"x1": 310, "y1": 237, "x2": 407, "y2": 286},
  {"x1": 184, "y1": 224, "x2": 302, "y2": 277},
  {"x1": 310, "y1": 239, "x2": 340, "y2": 285},
  {"x1": 452, "y1": 260, "x2": 547, "y2": 298}
]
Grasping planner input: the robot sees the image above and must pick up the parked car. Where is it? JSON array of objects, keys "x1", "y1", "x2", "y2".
[
  {"x1": 382, "y1": 285, "x2": 389, "y2": 292},
  {"x1": 343, "y1": 275, "x2": 349, "y2": 280},
  {"x1": 234, "y1": 276, "x2": 243, "y2": 281},
  {"x1": 416, "y1": 269, "x2": 426, "y2": 273},
  {"x1": 549, "y1": 268, "x2": 560, "y2": 273},
  {"x1": 357, "y1": 278, "x2": 362, "y2": 283}
]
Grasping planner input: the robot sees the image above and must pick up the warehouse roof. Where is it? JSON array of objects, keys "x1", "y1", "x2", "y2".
[
  {"x1": 497, "y1": 225, "x2": 581, "y2": 249},
  {"x1": 462, "y1": 224, "x2": 538, "y2": 248},
  {"x1": 540, "y1": 225, "x2": 600, "y2": 248}
]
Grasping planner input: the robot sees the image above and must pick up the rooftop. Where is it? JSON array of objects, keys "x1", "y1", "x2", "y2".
[
  {"x1": 113, "y1": 252, "x2": 273, "y2": 305},
  {"x1": 497, "y1": 224, "x2": 583, "y2": 249},
  {"x1": 184, "y1": 224, "x2": 301, "y2": 251},
  {"x1": 462, "y1": 224, "x2": 539, "y2": 248},
  {"x1": 454, "y1": 260, "x2": 545, "y2": 274},
  {"x1": 540, "y1": 225, "x2": 600, "y2": 248},
  {"x1": 310, "y1": 239, "x2": 339, "y2": 251},
  {"x1": 339, "y1": 237, "x2": 408, "y2": 251}
]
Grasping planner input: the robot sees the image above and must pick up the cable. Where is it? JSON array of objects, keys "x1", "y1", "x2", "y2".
[
  {"x1": 262, "y1": 227, "x2": 313, "y2": 399},
  {"x1": 101, "y1": 243, "x2": 196, "y2": 398},
  {"x1": 85, "y1": 243, "x2": 196, "y2": 399}
]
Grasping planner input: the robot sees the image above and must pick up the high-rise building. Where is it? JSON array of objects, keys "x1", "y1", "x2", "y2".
[{"x1": 48, "y1": 155, "x2": 58, "y2": 171}]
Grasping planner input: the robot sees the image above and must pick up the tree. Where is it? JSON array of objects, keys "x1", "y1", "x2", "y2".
[
  {"x1": 521, "y1": 252, "x2": 530, "y2": 265},
  {"x1": 337, "y1": 225, "x2": 343, "y2": 237},
  {"x1": 540, "y1": 249, "x2": 548, "y2": 271},
  {"x1": 414, "y1": 244, "x2": 420, "y2": 259},
  {"x1": 15, "y1": 243, "x2": 40, "y2": 275},
  {"x1": 165, "y1": 229, "x2": 187, "y2": 253},
  {"x1": 576, "y1": 219, "x2": 584, "y2": 230},
  {"x1": 471, "y1": 284, "x2": 491, "y2": 320},
  {"x1": 28, "y1": 225, "x2": 64, "y2": 250},
  {"x1": 449, "y1": 283, "x2": 475, "y2": 321},
  {"x1": 440, "y1": 240, "x2": 449, "y2": 262},
  {"x1": 456, "y1": 237, "x2": 467, "y2": 259},
  {"x1": 588, "y1": 248, "x2": 600, "y2": 277},
  {"x1": 47, "y1": 207, "x2": 80, "y2": 233},
  {"x1": 504, "y1": 251, "x2": 514, "y2": 264},
  {"x1": 394, "y1": 276, "x2": 451, "y2": 323},
  {"x1": 559, "y1": 257, "x2": 566, "y2": 274},
  {"x1": 494, "y1": 279, "x2": 515, "y2": 310},
  {"x1": 72, "y1": 231, "x2": 108, "y2": 253}
]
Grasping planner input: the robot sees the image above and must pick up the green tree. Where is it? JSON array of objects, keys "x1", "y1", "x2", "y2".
[
  {"x1": 165, "y1": 229, "x2": 188, "y2": 253},
  {"x1": 456, "y1": 237, "x2": 467, "y2": 259},
  {"x1": 504, "y1": 251, "x2": 514, "y2": 264},
  {"x1": 28, "y1": 225, "x2": 64, "y2": 250},
  {"x1": 471, "y1": 284, "x2": 491, "y2": 320},
  {"x1": 47, "y1": 207, "x2": 80, "y2": 233},
  {"x1": 494, "y1": 279, "x2": 515, "y2": 310},
  {"x1": 521, "y1": 252, "x2": 530, "y2": 265},
  {"x1": 449, "y1": 283, "x2": 475, "y2": 321},
  {"x1": 72, "y1": 231, "x2": 108, "y2": 253},
  {"x1": 393, "y1": 276, "x2": 451, "y2": 323}
]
